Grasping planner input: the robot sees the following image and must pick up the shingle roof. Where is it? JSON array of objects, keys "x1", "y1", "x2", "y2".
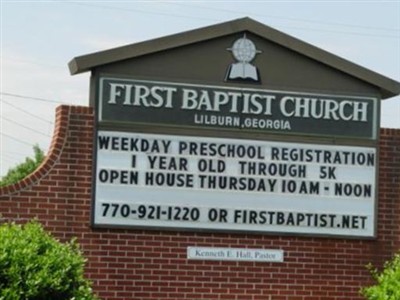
[{"x1": 69, "y1": 17, "x2": 400, "y2": 99}]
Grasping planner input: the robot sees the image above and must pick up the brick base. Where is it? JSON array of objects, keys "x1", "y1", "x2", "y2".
[{"x1": 1, "y1": 105, "x2": 400, "y2": 300}]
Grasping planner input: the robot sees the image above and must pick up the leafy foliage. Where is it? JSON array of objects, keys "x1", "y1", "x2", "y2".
[
  {"x1": 0, "y1": 221, "x2": 98, "y2": 300},
  {"x1": 0, "y1": 145, "x2": 45, "y2": 187},
  {"x1": 362, "y1": 254, "x2": 400, "y2": 300}
]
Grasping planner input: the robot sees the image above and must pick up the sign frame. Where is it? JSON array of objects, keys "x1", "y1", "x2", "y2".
[{"x1": 91, "y1": 130, "x2": 378, "y2": 239}]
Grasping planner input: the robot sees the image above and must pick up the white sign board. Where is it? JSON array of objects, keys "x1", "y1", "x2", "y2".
[
  {"x1": 94, "y1": 130, "x2": 376, "y2": 237},
  {"x1": 187, "y1": 247, "x2": 284, "y2": 262}
]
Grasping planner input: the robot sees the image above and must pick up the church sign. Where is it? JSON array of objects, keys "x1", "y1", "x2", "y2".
[{"x1": 69, "y1": 18, "x2": 400, "y2": 238}]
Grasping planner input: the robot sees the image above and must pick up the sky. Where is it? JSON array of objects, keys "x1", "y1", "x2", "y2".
[{"x1": 1, "y1": 0, "x2": 399, "y2": 177}]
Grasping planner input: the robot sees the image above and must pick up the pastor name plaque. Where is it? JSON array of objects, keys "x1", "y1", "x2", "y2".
[{"x1": 187, "y1": 247, "x2": 284, "y2": 262}]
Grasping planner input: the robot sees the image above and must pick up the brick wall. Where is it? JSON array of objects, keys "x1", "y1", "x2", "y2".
[{"x1": 1, "y1": 105, "x2": 400, "y2": 300}]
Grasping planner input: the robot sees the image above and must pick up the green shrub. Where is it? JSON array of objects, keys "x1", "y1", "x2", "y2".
[
  {"x1": 362, "y1": 254, "x2": 400, "y2": 300},
  {"x1": 0, "y1": 145, "x2": 45, "y2": 187},
  {"x1": 0, "y1": 221, "x2": 98, "y2": 300}
]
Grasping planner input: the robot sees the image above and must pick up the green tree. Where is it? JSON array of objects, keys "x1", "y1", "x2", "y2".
[
  {"x1": 0, "y1": 145, "x2": 45, "y2": 187},
  {"x1": 362, "y1": 254, "x2": 400, "y2": 300},
  {"x1": 0, "y1": 221, "x2": 98, "y2": 300}
]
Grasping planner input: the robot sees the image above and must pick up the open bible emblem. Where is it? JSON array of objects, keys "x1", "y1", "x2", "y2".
[{"x1": 225, "y1": 34, "x2": 261, "y2": 82}]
